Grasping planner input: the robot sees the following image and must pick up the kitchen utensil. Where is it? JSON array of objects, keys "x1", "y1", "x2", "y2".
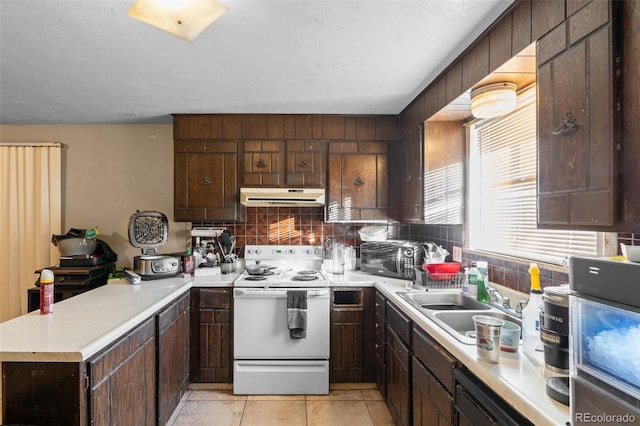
[
  {"x1": 221, "y1": 230, "x2": 233, "y2": 253},
  {"x1": 55, "y1": 238, "x2": 98, "y2": 256},
  {"x1": 245, "y1": 262, "x2": 274, "y2": 275}
]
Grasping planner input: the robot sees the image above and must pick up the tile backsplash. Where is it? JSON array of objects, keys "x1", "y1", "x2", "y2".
[
  {"x1": 191, "y1": 207, "x2": 400, "y2": 256},
  {"x1": 194, "y1": 210, "x2": 636, "y2": 295}
]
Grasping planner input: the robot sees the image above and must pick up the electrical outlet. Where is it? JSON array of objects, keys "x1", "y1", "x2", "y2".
[{"x1": 452, "y1": 246, "x2": 462, "y2": 262}]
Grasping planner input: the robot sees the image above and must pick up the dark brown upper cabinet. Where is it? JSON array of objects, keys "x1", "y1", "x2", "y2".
[
  {"x1": 174, "y1": 139, "x2": 245, "y2": 222},
  {"x1": 327, "y1": 141, "x2": 388, "y2": 222},
  {"x1": 241, "y1": 139, "x2": 285, "y2": 186},
  {"x1": 537, "y1": 0, "x2": 621, "y2": 229},
  {"x1": 286, "y1": 140, "x2": 326, "y2": 187},
  {"x1": 398, "y1": 127, "x2": 424, "y2": 223}
]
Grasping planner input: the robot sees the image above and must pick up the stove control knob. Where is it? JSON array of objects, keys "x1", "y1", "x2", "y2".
[
  {"x1": 313, "y1": 247, "x2": 321, "y2": 256},
  {"x1": 303, "y1": 248, "x2": 312, "y2": 255},
  {"x1": 288, "y1": 248, "x2": 296, "y2": 255},
  {"x1": 246, "y1": 248, "x2": 252, "y2": 255},
  {"x1": 254, "y1": 249, "x2": 262, "y2": 255}
]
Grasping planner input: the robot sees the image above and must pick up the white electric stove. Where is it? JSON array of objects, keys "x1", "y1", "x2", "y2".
[{"x1": 233, "y1": 245, "x2": 330, "y2": 395}]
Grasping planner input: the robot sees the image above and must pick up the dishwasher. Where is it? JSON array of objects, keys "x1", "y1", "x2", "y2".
[{"x1": 454, "y1": 368, "x2": 533, "y2": 426}]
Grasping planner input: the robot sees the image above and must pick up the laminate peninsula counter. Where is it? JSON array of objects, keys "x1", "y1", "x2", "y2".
[{"x1": 0, "y1": 273, "x2": 238, "y2": 425}]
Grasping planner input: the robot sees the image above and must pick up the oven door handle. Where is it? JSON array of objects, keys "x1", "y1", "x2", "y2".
[{"x1": 234, "y1": 288, "x2": 329, "y2": 298}]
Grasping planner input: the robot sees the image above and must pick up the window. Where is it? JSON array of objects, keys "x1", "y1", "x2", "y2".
[{"x1": 467, "y1": 86, "x2": 607, "y2": 266}]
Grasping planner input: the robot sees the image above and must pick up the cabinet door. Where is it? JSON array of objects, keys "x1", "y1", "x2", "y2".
[
  {"x1": 386, "y1": 325, "x2": 412, "y2": 426},
  {"x1": 158, "y1": 292, "x2": 190, "y2": 426},
  {"x1": 537, "y1": 1, "x2": 619, "y2": 229},
  {"x1": 242, "y1": 140, "x2": 284, "y2": 186},
  {"x1": 412, "y1": 356, "x2": 454, "y2": 426},
  {"x1": 286, "y1": 140, "x2": 326, "y2": 187},
  {"x1": 424, "y1": 122, "x2": 464, "y2": 224},
  {"x1": 330, "y1": 288, "x2": 375, "y2": 382},
  {"x1": 327, "y1": 142, "x2": 388, "y2": 221},
  {"x1": 89, "y1": 317, "x2": 156, "y2": 426},
  {"x1": 174, "y1": 140, "x2": 244, "y2": 222},
  {"x1": 396, "y1": 128, "x2": 424, "y2": 223},
  {"x1": 190, "y1": 288, "x2": 233, "y2": 383}
]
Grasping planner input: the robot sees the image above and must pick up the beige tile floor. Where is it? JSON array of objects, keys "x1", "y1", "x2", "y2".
[{"x1": 168, "y1": 383, "x2": 394, "y2": 426}]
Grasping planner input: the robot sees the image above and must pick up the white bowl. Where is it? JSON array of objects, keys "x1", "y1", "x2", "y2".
[{"x1": 620, "y1": 243, "x2": 640, "y2": 263}]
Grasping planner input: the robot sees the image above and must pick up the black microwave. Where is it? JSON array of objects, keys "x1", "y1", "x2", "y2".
[{"x1": 360, "y1": 240, "x2": 422, "y2": 280}]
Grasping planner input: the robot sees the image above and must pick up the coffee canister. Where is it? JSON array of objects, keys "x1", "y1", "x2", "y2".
[{"x1": 540, "y1": 285, "x2": 570, "y2": 373}]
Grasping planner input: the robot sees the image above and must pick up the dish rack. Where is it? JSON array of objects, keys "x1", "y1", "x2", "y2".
[{"x1": 415, "y1": 268, "x2": 465, "y2": 290}]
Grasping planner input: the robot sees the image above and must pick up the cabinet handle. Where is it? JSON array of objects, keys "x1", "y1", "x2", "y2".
[
  {"x1": 256, "y1": 158, "x2": 266, "y2": 168},
  {"x1": 200, "y1": 176, "x2": 212, "y2": 185},
  {"x1": 552, "y1": 111, "x2": 578, "y2": 136},
  {"x1": 354, "y1": 177, "x2": 365, "y2": 186},
  {"x1": 298, "y1": 159, "x2": 309, "y2": 168}
]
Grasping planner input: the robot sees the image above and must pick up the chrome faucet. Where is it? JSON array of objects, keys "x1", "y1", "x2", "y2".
[{"x1": 488, "y1": 287, "x2": 511, "y2": 309}]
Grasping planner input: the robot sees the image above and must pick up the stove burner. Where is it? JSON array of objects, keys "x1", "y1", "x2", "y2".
[
  {"x1": 244, "y1": 276, "x2": 267, "y2": 281},
  {"x1": 291, "y1": 275, "x2": 319, "y2": 281},
  {"x1": 296, "y1": 270, "x2": 318, "y2": 276}
]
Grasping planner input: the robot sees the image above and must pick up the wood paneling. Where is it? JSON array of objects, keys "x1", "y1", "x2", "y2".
[
  {"x1": 512, "y1": 0, "x2": 532, "y2": 55},
  {"x1": 462, "y1": 37, "x2": 490, "y2": 91},
  {"x1": 490, "y1": 13, "x2": 513, "y2": 72},
  {"x1": 531, "y1": 0, "x2": 565, "y2": 41},
  {"x1": 446, "y1": 62, "x2": 462, "y2": 104}
]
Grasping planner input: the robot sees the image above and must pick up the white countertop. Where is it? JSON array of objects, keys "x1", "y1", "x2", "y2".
[
  {"x1": 0, "y1": 267, "x2": 568, "y2": 425},
  {"x1": 0, "y1": 272, "x2": 239, "y2": 363},
  {"x1": 333, "y1": 270, "x2": 569, "y2": 426}
]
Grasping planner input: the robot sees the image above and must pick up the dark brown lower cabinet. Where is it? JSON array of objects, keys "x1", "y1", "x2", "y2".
[
  {"x1": 90, "y1": 317, "x2": 157, "y2": 426},
  {"x1": 190, "y1": 287, "x2": 233, "y2": 382},
  {"x1": 386, "y1": 325, "x2": 412, "y2": 426},
  {"x1": 2, "y1": 292, "x2": 191, "y2": 426},
  {"x1": 2, "y1": 362, "x2": 88, "y2": 425},
  {"x1": 330, "y1": 288, "x2": 376, "y2": 382},
  {"x1": 158, "y1": 291, "x2": 191, "y2": 425},
  {"x1": 412, "y1": 326, "x2": 458, "y2": 426},
  {"x1": 374, "y1": 291, "x2": 387, "y2": 397}
]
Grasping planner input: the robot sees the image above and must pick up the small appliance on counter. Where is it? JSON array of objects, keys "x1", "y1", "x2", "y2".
[
  {"x1": 128, "y1": 210, "x2": 180, "y2": 280},
  {"x1": 360, "y1": 240, "x2": 423, "y2": 280},
  {"x1": 569, "y1": 256, "x2": 640, "y2": 423},
  {"x1": 38, "y1": 231, "x2": 118, "y2": 289},
  {"x1": 28, "y1": 236, "x2": 118, "y2": 312}
]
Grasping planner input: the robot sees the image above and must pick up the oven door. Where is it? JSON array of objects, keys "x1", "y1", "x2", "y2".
[{"x1": 233, "y1": 287, "x2": 330, "y2": 359}]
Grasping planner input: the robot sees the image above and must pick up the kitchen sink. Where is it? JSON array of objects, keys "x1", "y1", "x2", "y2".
[
  {"x1": 396, "y1": 291, "x2": 521, "y2": 345},
  {"x1": 397, "y1": 291, "x2": 492, "y2": 311},
  {"x1": 432, "y1": 311, "x2": 522, "y2": 345}
]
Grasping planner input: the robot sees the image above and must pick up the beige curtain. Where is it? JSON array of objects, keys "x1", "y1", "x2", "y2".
[{"x1": 0, "y1": 143, "x2": 62, "y2": 322}]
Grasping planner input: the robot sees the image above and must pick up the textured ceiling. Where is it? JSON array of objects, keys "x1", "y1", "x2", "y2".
[{"x1": 0, "y1": 0, "x2": 514, "y2": 124}]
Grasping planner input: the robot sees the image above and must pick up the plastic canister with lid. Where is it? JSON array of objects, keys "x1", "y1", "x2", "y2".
[
  {"x1": 39, "y1": 269, "x2": 55, "y2": 315},
  {"x1": 540, "y1": 285, "x2": 570, "y2": 373}
]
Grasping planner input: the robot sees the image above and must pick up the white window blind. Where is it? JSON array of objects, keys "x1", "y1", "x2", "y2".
[{"x1": 468, "y1": 87, "x2": 598, "y2": 266}]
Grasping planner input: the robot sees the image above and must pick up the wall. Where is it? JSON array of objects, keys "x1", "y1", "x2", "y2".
[{"x1": 0, "y1": 124, "x2": 190, "y2": 269}]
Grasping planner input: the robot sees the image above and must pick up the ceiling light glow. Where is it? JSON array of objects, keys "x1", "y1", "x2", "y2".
[
  {"x1": 127, "y1": 0, "x2": 228, "y2": 42},
  {"x1": 470, "y1": 82, "x2": 518, "y2": 119}
]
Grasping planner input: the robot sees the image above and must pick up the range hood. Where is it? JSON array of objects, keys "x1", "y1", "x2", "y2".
[{"x1": 240, "y1": 188, "x2": 325, "y2": 207}]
